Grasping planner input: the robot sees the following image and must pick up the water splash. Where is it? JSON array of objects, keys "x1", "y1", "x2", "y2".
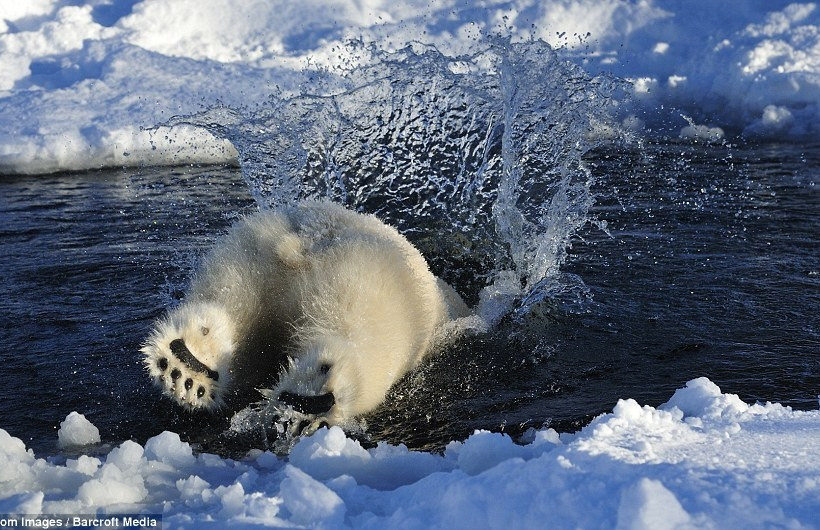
[{"x1": 170, "y1": 38, "x2": 622, "y2": 325}]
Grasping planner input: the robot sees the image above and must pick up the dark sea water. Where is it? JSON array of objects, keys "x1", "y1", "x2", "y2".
[{"x1": 1, "y1": 140, "x2": 818, "y2": 455}]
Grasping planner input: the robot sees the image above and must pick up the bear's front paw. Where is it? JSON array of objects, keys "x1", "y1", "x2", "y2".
[{"x1": 144, "y1": 338, "x2": 224, "y2": 410}]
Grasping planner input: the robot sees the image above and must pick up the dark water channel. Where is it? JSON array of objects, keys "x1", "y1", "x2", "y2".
[{"x1": 0, "y1": 141, "x2": 817, "y2": 455}]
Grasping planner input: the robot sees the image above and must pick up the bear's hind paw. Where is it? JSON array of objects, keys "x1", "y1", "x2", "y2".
[{"x1": 144, "y1": 339, "x2": 224, "y2": 411}]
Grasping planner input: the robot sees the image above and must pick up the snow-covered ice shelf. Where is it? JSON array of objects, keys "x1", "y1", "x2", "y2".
[
  {"x1": 1, "y1": 1, "x2": 819, "y2": 174},
  {"x1": 2, "y1": 378, "x2": 818, "y2": 528}
]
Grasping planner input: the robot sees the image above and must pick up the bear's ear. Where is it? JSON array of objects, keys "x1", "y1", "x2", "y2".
[{"x1": 278, "y1": 391, "x2": 335, "y2": 415}]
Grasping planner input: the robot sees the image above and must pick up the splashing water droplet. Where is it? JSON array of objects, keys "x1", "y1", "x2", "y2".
[{"x1": 168, "y1": 38, "x2": 625, "y2": 325}]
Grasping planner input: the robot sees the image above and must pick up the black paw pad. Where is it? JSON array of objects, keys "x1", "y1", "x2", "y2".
[
  {"x1": 278, "y1": 391, "x2": 335, "y2": 415},
  {"x1": 169, "y1": 338, "x2": 220, "y2": 381}
]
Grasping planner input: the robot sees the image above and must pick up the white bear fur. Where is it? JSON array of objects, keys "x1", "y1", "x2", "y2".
[{"x1": 142, "y1": 200, "x2": 470, "y2": 423}]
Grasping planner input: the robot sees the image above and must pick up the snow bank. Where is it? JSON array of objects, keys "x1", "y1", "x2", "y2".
[
  {"x1": 1, "y1": 378, "x2": 818, "y2": 528},
  {"x1": 553, "y1": 1, "x2": 820, "y2": 139},
  {"x1": 1, "y1": 1, "x2": 818, "y2": 174}
]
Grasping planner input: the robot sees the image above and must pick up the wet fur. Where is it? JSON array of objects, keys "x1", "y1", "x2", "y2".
[{"x1": 142, "y1": 200, "x2": 470, "y2": 423}]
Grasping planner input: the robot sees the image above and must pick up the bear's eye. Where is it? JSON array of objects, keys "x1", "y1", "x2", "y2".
[{"x1": 201, "y1": 326, "x2": 210, "y2": 336}]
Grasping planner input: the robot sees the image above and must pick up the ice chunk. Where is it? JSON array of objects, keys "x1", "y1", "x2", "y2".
[
  {"x1": 254, "y1": 450, "x2": 280, "y2": 470},
  {"x1": 0, "y1": 428, "x2": 31, "y2": 460},
  {"x1": 0, "y1": 430, "x2": 36, "y2": 494},
  {"x1": 176, "y1": 475, "x2": 212, "y2": 503},
  {"x1": 744, "y1": 104, "x2": 795, "y2": 137},
  {"x1": 106, "y1": 440, "x2": 145, "y2": 471},
  {"x1": 290, "y1": 426, "x2": 369, "y2": 465},
  {"x1": 144, "y1": 431, "x2": 196, "y2": 468},
  {"x1": 447, "y1": 430, "x2": 556, "y2": 476},
  {"x1": 77, "y1": 462, "x2": 147, "y2": 506},
  {"x1": 290, "y1": 426, "x2": 449, "y2": 489},
  {"x1": 216, "y1": 482, "x2": 246, "y2": 518},
  {"x1": 66, "y1": 455, "x2": 102, "y2": 476},
  {"x1": 57, "y1": 411, "x2": 101, "y2": 448},
  {"x1": 661, "y1": 377, "x2": 748, "y2": 420},
  {"x1": 679, "y1": 123, "x2": 725, "y2": 142},
  {"x1": 279, "y1": 465, "x2": 344, "y2": 527}
]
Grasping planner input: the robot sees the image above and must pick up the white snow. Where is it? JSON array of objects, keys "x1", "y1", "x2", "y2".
[
  {"x1": 0, "y1": 1, "x2": 819, "y2": 174},
  {"x1": 56, "y1": 411, "x2": 101, "y2": 448},
  {"x1": 1, "y1": 2, "x2": 818, "y2": 525},
  {"x1": 1, "y1": 378, "x2": 819, "y2": 527}
]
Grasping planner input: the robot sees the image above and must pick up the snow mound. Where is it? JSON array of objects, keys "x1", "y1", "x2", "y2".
[
  {"x1": 1, "y1": 378, "x2": 819, "y2": 527},
  {"x1": 57, "y1": 411, "x2": 101, "y2": 449}
]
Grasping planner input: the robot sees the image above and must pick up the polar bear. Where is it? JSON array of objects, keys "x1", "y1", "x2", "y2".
[{"x1": 142, "y1": 200, "x2": 470, "y2": 429}]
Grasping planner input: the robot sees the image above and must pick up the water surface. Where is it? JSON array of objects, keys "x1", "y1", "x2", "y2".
[{"x1": 1, "y1": 140, "x2": 817, "y2": 455}]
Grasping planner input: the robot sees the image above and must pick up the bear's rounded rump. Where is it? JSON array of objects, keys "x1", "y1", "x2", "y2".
[{"x1": 142, "y1": 200, "x2": 471, "y2": 428}]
